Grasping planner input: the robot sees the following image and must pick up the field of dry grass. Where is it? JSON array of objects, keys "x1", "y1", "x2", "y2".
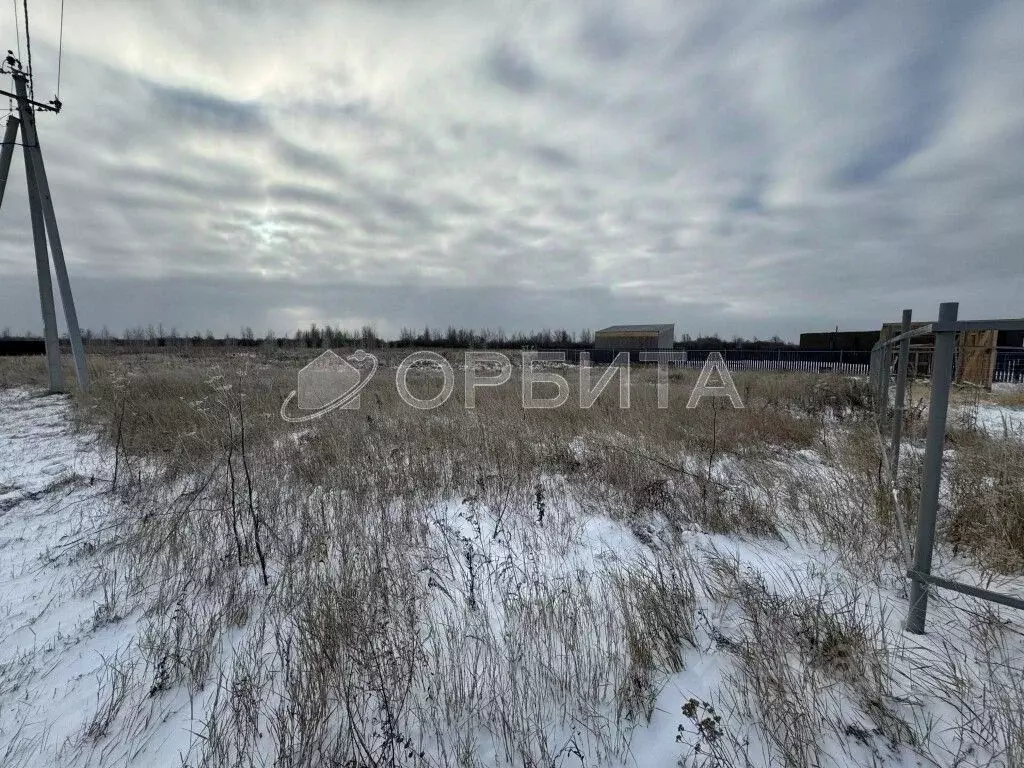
[{"x1": 1, "y1": 350, "x2": 1023, "y2": 767}]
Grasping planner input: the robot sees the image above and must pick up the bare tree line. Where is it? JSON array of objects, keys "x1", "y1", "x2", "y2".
[{"x1": 1, "y1": 323, "x2": 800, "y2": 351}]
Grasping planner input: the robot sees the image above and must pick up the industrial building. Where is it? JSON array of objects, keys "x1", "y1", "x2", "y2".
[
  {"x1": 798, "y1": 329, "x2": 880, "y2": 351},
  {"x1": 803, "y1": 319, "x2": 1024, "y2": 388},
  {"x1": 997, "y1": 330, "x2": 1024, "y2": 348},
  {"x1": 593, "y1": 324, "x2": 674, "y2": 351},
  {"x1": 0, "y1": 338, "x2": 46, "y2": 356},
  {"x1": 802, "y1": 326, "x2": 1023, "y2": 352}
]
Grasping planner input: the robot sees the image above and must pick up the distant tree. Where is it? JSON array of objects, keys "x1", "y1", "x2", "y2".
[{"x1": 360, "y1": 324, "x2": 377, "y2": 346}]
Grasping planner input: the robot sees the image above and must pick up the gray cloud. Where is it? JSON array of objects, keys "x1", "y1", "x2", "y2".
[
  {"x1": 148, "y1": 83, "x2": 269, "y2": 135},
  {"x1": 1, "y1": 0, "x2": 1022, "y2": 342},
  {"x1": 488, "y1": 42, "x2": 543, "y2": 94}
]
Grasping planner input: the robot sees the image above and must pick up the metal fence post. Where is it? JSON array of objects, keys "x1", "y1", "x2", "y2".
[
  {"x1": 869, "y1": 347, "x2": 878, "y2": 407},
  {"x1": 906, "y1": 301, "x2": 958, "y2": 634},
  {"x1": 873, "y1": 339, "x2": 889, "y2": 432},
  {"x1": 890, "y1": 309, "x2": 912, "y2": 478},
  {"x1": 870, "y1": 347, "x2": 878, "y2": 411},
  {"x1": 877, "y1": 342, "x2": 888, "y2": 425},
  {"x1": 881, "y1": 347, "x2": 892, "y2": 431}
]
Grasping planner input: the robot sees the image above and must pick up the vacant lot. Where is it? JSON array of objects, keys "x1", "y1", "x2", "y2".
[{"x1": 1, "y1": 351, "x2": 1023, "y2": 767}]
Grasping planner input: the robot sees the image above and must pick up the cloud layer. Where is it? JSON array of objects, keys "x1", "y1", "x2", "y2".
[{"x1": 1, "y1": 0, "x2": 1021, "y2": 340}]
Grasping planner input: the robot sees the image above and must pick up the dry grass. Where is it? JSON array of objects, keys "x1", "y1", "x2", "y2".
[
  {"x1": 1, "y1": 350, "x2": 1022, "y2": 767},
  {"x1": 989, "y1": 388, "x2": 1024, "y2": 409},
  {"x1": 946, "y1": 433, "x2": 1024, "y2": 573}
]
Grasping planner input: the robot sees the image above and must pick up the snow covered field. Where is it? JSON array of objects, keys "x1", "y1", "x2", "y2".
[
  {"x1": 1, "y1": 365, "x2": 1023, "y2": 767},
  {"x1": 0, "y1": 390, "x2": 204, "y2": 766},
  {"x1": 958, "y1": 403, "x2": 1024, "y2": 440}
]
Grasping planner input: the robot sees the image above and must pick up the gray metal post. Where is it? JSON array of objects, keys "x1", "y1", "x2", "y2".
[
  {"x1": 0, "y1": 117, "x2": 19, "y2": 210},
  {"x1": 873, "y1": 341, "x2": 888, "y2": 431},
  {"x1": 14, "y1": 74, "x2": 89, "y2": 392},
  {"x1": 870, "y1": 348, "x2": 878, "y2": 404},
  {"x1": 22, "y1": 128, "x2": 64, "y2": 392},
  {"x1": 871, "y1": 351, "x2": 878, "y2": 409},
  {"x1": 880, "y1": 346, "x2": 892, "y2": 431},
  {"x1": 906, "y1": 301, "x2": 958, "y2": 634},
  {"x1": 869, "y1": 349, "x2": 877, "y2": 408},
  {"x1": 880, "y1": 351, "x2": 887, "y2": 408},
  {"x1": 890, "y1": 309, "x2": 912, "y2": 478}
]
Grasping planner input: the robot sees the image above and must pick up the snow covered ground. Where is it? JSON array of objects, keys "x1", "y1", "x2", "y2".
[
  {"x1": 0, "y1": 390, "x2": 210, "y2": 766},
  {"x1": 2, "y1": 386, "x2": 1024, "y2": 767},
  {"x1": 965, "y1": 403, "x2": 1024, "y2": 439},
  {"x1": 0, "y1": 390, "x2": 134, "y2": 765},
  {"x1": 947, "y1": 384, "x2": 1024, "y2": 439}
]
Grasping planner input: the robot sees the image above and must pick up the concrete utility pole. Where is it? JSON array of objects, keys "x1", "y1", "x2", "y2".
[{"x1": 0, "y1": 53, "x2": 88, "y2": 393}]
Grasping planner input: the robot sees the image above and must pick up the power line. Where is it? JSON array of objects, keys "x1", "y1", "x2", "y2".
[
  {"x1": 12, "y1": 0, "x2": 21, "y2": 61},
  {"x1": 21, "y1": 0, "x2": 32, "y2": 103},
  {"x1": 8, "y1": 0, "x2": 20, "y2": 114},
  {"x1": 55, "y1": 0, "x2": 62, "y2": 99}
]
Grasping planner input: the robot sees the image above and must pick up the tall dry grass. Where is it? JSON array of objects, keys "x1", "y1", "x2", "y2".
[{"x1": 2, "y1": 350, "x2": 1021, "y2": 767}]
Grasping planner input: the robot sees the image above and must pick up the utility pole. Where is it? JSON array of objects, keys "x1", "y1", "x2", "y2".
[{"x1": 0, "y1": 51, "x2": 88, "y2": 392}]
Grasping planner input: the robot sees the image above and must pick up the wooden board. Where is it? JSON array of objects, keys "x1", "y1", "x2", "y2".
[{"x1": 956, "y1": 330, "x2": 998, "y2": 389}]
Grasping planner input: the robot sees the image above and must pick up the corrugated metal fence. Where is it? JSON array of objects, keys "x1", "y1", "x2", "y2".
[
  {"x1": 560, "y1": 348, "x2": 872, "y2": 374},
  {"x1": 555, "y1": 347, "x2": 1024, "y2": 382}
]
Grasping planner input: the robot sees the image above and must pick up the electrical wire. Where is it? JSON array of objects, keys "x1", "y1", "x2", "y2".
[
  {"x1": 22, "y1": 0, "x2": 32, "y2": 103},
  {"x1": 8, "y1": 0, "x2": 20, "y2": 114},
  {"x1": 55, "y1": 0, "x2": 63, "y2": 99},
  {"x1": 12, "y1": 0, "x2": 21, "y2": 61}
]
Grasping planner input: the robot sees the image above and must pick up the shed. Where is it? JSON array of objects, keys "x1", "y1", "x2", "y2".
[{"x1": 593, "y1": 324, "x2": 674, "y2": 351}]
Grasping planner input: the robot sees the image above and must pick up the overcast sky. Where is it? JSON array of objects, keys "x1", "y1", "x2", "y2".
[{"x1": 0, "y1": 0, "x2": 1021, "y2": 341}]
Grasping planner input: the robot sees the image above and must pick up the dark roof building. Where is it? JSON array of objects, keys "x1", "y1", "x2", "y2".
[
  {"x1": 998, "y1": 330, "x2": 1024, "y2": 348},
  {"x1": 799, "y1": 330, "x2": 880, "y2": 351},
  {"x1": 594, "y1": 324, "x2": 674, "y2": 350}
]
